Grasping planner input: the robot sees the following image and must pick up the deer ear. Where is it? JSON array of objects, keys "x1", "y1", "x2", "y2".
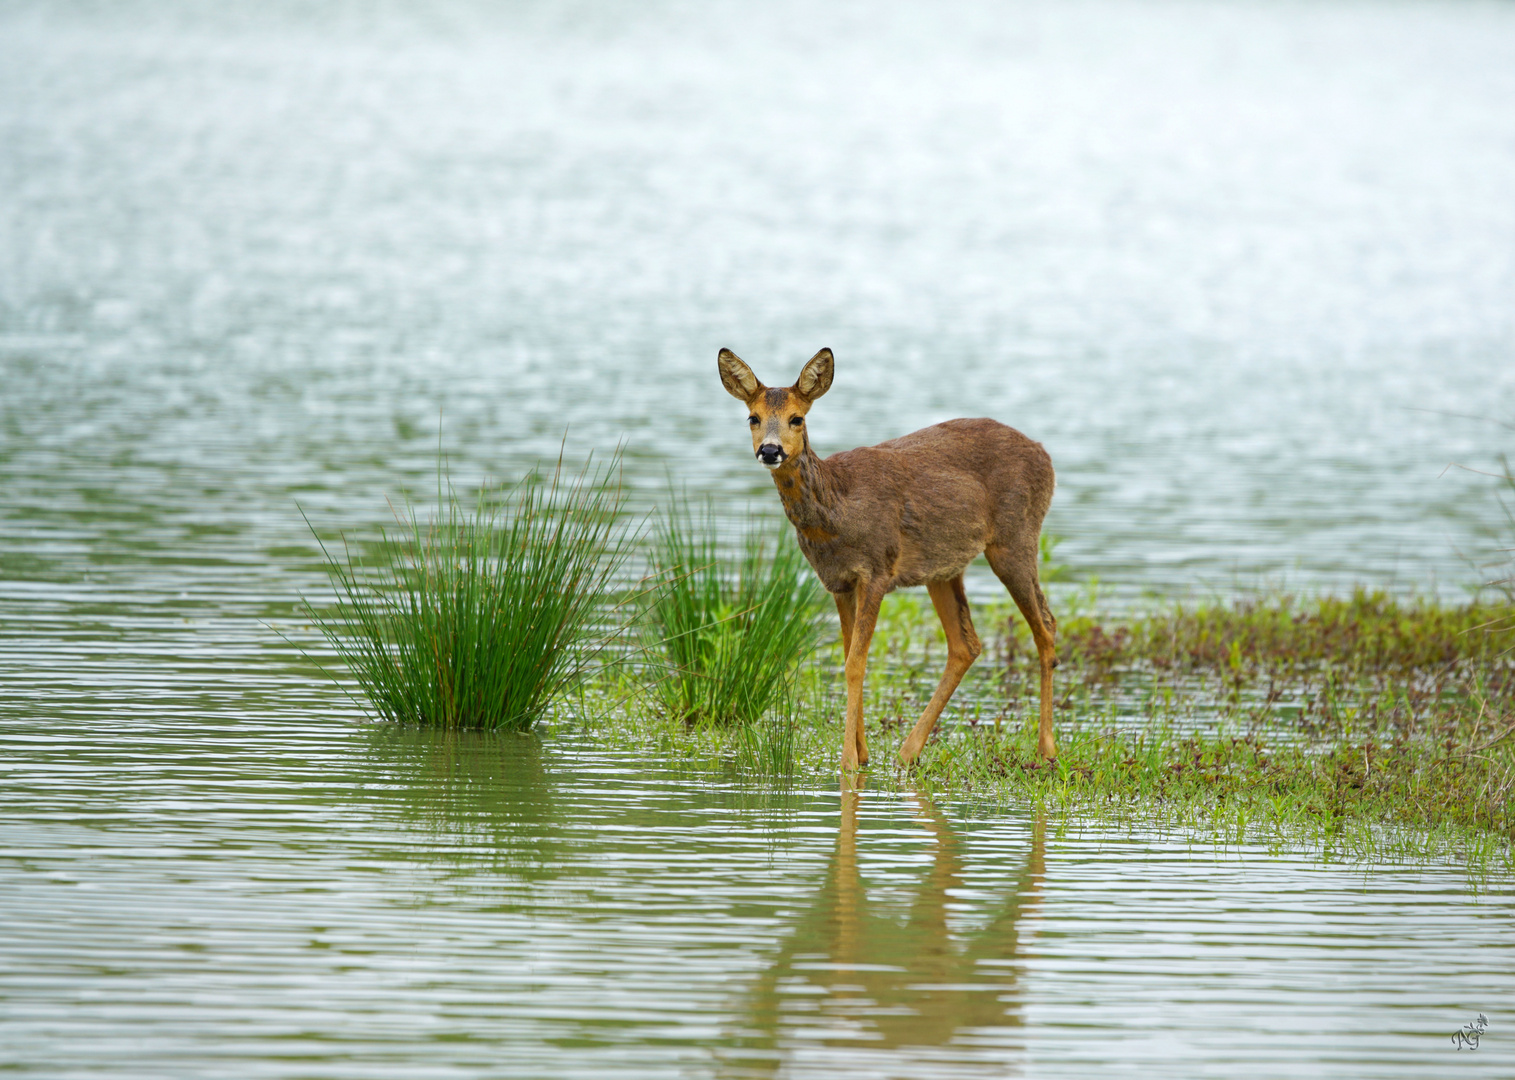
[
  {"x1": 718, "y1": 348, "x2": 762, "y2": 401},
  {"x1": 795, "y1": 348, "x2": 834, "y2": 401}
]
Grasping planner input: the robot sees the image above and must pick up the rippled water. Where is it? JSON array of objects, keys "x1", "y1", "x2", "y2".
[
  {"x1": 4, "y1": 1, "x2": 1515, "y2": 1075},
  {"x1": 3, "y1": 0, "x2": 1514, "y2": 598},
  {"x1": 3, "y1": 723, "x2": 1512, "y2": 1078}
]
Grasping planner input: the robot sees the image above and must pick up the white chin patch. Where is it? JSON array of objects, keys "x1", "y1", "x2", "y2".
[{"x1": 761, "y1": 457, "x2": 785, "y2": 469}]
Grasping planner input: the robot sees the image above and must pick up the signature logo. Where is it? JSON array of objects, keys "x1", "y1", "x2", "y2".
[{"x1": 1452, "y1": 1013, "x2": 1489, "y2": 1051}]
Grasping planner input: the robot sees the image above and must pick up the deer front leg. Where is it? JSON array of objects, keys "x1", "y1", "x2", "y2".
[
  {"x1": 1036, "y1": 637, "x2": 1058, "y2": 761},
  {"x1": 841, "y1": 579, "x2": 886, "y2": 772},
  {"x1": 833, "y1": 590, "x2": 867, "y2": 766},
  {"x1": 900, "y1": 576, "x2": 981, "y2": 765}
]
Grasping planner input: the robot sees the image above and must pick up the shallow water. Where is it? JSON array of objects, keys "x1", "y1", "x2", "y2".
[
  {"x1": 4, "y1": 1, "x2": 1515, "y2": 1075},
  {"x1": 2, "y1": 722, "x2": 1512, "y2": 1078}
]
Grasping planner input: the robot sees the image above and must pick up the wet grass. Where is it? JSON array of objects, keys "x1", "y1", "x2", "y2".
[
  {"x1": 304, "y1": 455, "x2": 631, "y2": 730},
  {"x1": 639, "y1": 493, "x2": 829, "y2": 729},
  {"x1": 920, "y1": 590, "x2": 1514, "y2": 871},
  {"x1": 576, "y1": 586, "x2": 1515, "y2": 874},
  {"x1": 983, "y1": 591, "x2": 1515, "y2": 857},
  {"x1": 1053, "y1": 588, "x2": 1513, "y2": 674}
]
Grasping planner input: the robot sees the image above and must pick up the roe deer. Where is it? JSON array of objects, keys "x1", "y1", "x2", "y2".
[{"x1": 718, "y1": 347, "x2": 1058, "y2": 770}]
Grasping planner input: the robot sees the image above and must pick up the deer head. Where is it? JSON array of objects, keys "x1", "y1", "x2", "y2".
[{"x1": 718, "y1": 347, "x2": 834, "y2": 468}]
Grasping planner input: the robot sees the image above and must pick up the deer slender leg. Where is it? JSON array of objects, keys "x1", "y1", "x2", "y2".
[
  {"x1": 987, "y1": 543, "x2": 1059, "y2": 761},
  {"x1": 833, "y1": 589, "x2": 867, "y2": 765},
  {"x1": 841, "y1": 578, "x2": 886, "y2": 772},
  {"x1": 899, "y1": 576, "x2": 982, "y2": 765}
]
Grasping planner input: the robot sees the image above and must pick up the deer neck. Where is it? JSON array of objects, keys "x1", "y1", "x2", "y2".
[{"x1": 771, "y1": 441, "x2": 839, "y2": 542}]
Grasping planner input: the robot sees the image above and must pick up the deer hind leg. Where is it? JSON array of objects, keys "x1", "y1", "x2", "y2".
[
  {"x1": 833, "y1": 589, "x2": 867, "y2": 766},
  {"x1": 841, "y1": 578, "x2": 887, "y2": 772},
  {"x1": 899, "y1": 575, "x2": 982, "y2": 765},
  {"x1": 986, "y1": 542, "x2": 1059, "y2": 761}
]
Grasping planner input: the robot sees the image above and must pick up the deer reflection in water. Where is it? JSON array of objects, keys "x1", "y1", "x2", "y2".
[{"x1": 733, "y1": 786, "x2": 1046, "y2": 1072}]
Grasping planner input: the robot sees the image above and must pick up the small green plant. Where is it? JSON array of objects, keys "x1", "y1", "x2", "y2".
[
  {"x1": 644, "y1": 494, "x2": 829, "y2": 728},
  {"x1": 304, "y1": 453, "x2": 631, "y2": 731}
]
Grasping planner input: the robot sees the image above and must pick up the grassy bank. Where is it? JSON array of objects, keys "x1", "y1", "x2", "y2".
[
  {"x1": 573, "y1": 588, "x2": 1515, "y2": 873},
  {"x1": 299, "y1": 453, "x2": 1514, "y2": 874}
]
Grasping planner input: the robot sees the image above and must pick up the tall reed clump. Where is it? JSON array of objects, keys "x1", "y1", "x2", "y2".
[
  {"x1": 644, "y1": 495, "x2": 829, "y2": 728},
  {"x1": 305, "y1": 454, "x2": 631, "y2": 731}
]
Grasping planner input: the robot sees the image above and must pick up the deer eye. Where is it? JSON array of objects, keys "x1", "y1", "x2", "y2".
[
  {"x1": 788, "y1": 416, "x2": 804, "y2": 427},
  {"x1": 748, "y1": 415, "x2": 760, "y2": 426}
]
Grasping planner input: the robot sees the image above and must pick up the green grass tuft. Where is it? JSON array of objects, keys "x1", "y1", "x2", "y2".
[
  {"x1": 1045, "y1": 588, "x2": 1515, "y2": 675},
  {"x1": 304, "y1": 454, "x2": 631, "y2": 731},
  {"x1": 642, "y1": 493, "x2": 829, "y2": 728}
]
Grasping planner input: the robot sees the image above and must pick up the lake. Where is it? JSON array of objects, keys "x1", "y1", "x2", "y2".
[{"x1": 2, "y1": 0, "x2": 1514, "y2": 1075}]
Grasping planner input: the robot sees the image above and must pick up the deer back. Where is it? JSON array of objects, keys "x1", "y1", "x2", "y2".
[{"x1": 788, "y1": 418, "x2": 1053, "y2": 593}]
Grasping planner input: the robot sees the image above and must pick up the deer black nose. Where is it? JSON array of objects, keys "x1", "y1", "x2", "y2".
[{"x1": 757, "y1": 443, "x2": 785, "y2": 466}]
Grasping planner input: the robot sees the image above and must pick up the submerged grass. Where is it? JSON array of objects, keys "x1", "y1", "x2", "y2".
[
  {"x1": 1052, "y1": 588, "x2": 1515, "y2": 674},
  {"x1": 929, "y1": 590, "x2": 1515, "y2": 869},
  {"x1": 641, "y1": 493, "x2": 829, "y2": 729},
  {"x1": 580, "y1": 586, "x2": 1515, "y2": 874},
  {"x1": 305, "y1": 453, "x2": 631, "y2": 731}
]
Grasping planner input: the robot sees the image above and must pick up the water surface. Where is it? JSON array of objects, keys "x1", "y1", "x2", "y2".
[
  {"x1": 4, "y1": 2, "x2": 1515, "y2": 1075},
  {"x1": 3, "y1": 0, "x2": 1514, "y2": 603},
  {"x1": 3, "y1": 723, "x2": 1512, "y2": 1078}
]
